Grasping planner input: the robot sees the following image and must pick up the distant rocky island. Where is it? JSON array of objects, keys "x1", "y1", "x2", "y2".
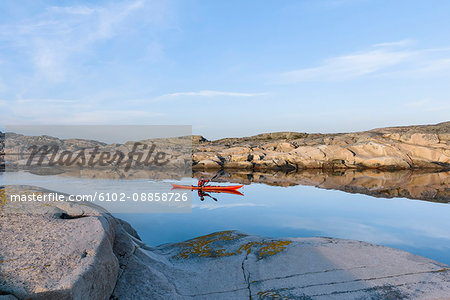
[
  {"x1": 193, "y1": 121, "x2": 450, "y2": 171},
  {"x1": 1, "y1": 122, "x2": 449, "y2": 175}
]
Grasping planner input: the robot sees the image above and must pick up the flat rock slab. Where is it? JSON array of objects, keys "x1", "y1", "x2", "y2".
[{"x1": 113, "y1": 230, "x2": 450, "y2": 299}]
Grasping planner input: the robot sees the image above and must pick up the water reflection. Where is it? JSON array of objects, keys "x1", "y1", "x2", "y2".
[
  {"x1": 193, "y1": 169, "x2": 449, "y2": 203},
  {"x1": 2, "y1": 169, "x2": 449, "y2": 265},
  {"x1": 5, "y1": 167, "x2": 448, "y2": 203}
]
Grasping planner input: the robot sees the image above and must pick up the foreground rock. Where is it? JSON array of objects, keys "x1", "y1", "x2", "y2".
[
  {"x1": 113, "y1": 230, "x2": 450, "y2": 299},
  {"x1": 0, "y1": 186, "x2": 118, "y2": 300},
  {"x1": 193, "y1": 121, "x2": 450, "y2": 171},
  {"x1": 1, "y1": 187, "x2": 449, "y2": 299}
]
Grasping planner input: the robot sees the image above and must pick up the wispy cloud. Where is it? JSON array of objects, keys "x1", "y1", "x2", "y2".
[
  {"x1": 163, "y1": 90, "x2": 267, "y2": 98},
  {"x1": 46, "y1": 5, "x2": 97, "y2": 16},
  {"x1": 0, "y1": 0, "x2": 168, "y2": 82},
  {"x1": 1, "y1": 99, "x2": 163, "y2": 124},
  {"x1": 278, "y1": 41, "x2": 450, "y2": 83},
  {"x1": 15, "y1": 98, "x2": 76, "y2": 104},
  {"x1": 121, "y1": 90, "x2": 267, "y2": 105},
  {"x1": 372, "y1": 39, "x2": 414, "y2": 48}
]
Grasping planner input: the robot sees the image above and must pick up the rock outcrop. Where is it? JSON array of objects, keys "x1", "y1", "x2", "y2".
[
  {"x1": 0, "y1": 187, "x2": 118, "y2": 300},
  {"x1": 193, "y1": 121, "x2": 450, "y2": 171},
  {"x1": 1, "y1": 186, "x2": 450, "y2": 299}
]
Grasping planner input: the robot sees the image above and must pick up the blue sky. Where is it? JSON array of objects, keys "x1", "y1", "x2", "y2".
[{"x1": 0, "y1": 0, "x2": 449, "y2": 139}]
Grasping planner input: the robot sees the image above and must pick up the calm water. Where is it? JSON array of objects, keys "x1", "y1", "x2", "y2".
[
  {"x1": 3, "y1": 172, "x2": 450, "y2": 265},
  {"x1": 116, "y1": 180, "x2": 450, "y2": 265}
]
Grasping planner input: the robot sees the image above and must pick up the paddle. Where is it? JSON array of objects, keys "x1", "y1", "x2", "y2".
[{"x1": 203, "y1": 172, "x2": 220, "y2": 186}]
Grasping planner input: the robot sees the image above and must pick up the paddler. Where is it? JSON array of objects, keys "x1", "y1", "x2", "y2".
[{"x1": 198, "y1": 177, "x2": 210, "y2": 187}]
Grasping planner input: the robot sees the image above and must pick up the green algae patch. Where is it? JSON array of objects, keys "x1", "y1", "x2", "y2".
[
  {"x1": 257, "y1": 240, "x2": 292, "y2": 259},
  {"x1": 257, "y1": 290, "x2": 283, "y2": 299},
  {"x1": 172, "y1": 231, "x2": 291, "y2": 260},
  {"x1": 173, "y1": 231, "x2": 242, "y2": 259}
]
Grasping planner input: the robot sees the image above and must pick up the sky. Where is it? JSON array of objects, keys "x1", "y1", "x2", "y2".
[{"x1": 0, "y1": 0, "x2": 449, "y2": 139}]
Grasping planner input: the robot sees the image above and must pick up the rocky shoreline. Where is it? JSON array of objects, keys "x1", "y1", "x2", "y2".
[
  {"x1": 1, "y1": 122, "x2": 449, "y2": 175},
  {"x1": 1, "y1": 186, "x2": 450, "y2": 299},
  {"x1": 193, "y1": 121, "x2": 450, "y2": 171}
]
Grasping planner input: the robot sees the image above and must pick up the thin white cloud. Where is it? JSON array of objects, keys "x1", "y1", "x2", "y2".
[
  {"x1": 372, "y1": 39, "x2": 414, "y2": 48},
  {"x1": 163, "y1": 90, "x2": 267, "y2": 98},
  {"x1": 281, "y1": 49, "x2": 413, "y2": 82},
  {"x1": 1, "y1": 98, "x2": 163, "y2": 124},
  {"x1": 412, "y1": 58, "x2": 450, "y2": 74},
  {"x1": 0, "y1": 0, "x2": 167, "y2": 82},
  {"x1": 46, "y1": 6, "x2": 96, "y2": 16},
  {"x1": 15, "y1": 99, "x2": 76, "y2": 104},
  {"x1": 122, "y1": 90, "x2": 267, "y2": 105},
  {"x1": 278, "y1": 41, "x2": 450, "y2": 83}
]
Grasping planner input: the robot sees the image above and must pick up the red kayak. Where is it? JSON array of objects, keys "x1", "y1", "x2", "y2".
[{"x1": 171, "y1": 184, "x2": 244, "y2": 191}]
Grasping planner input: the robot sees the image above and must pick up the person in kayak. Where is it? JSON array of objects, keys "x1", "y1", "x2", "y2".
[
  {"x1": 197, "y1": 190, "x2": 217, "y2": 201},
  {"x1": 198, "y1": 177, "x2": 210, "y2": 187}
]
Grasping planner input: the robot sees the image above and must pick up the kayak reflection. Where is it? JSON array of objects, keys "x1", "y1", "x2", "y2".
[{"x1": 170, "y1": 183, "x2": 244, "y2": 201}]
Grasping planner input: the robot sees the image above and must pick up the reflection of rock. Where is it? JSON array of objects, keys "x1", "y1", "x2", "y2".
[
  {"x1": 194, "y1": 169, "x2": 450, "y2": 203},
  {"x1": 4, "y1": 165, "x2": 192, "y2": 180},
  {"x1": 0, "y1": 131, "x2": 4, "y2": 172},
  {"x1": 1, "y1": 188, "x2": 449, "y2": 299},
  {"x1": 193, "y1": 122, "x2": 450, "y2": 171}
]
